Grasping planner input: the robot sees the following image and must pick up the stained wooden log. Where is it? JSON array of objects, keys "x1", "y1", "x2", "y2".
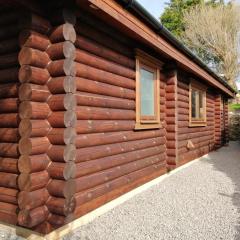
[
  {"x1": 0, "y1": 98, "x2": 18, "y2": 113},
  {"x1": 51, "y1": 8, "x2": 76, "y2": 25},
  {"x1": 0, "y1": 11, "x2": 18, "y2": 25},
  {"x1": 0, "y1": 172, "x2": 18, "y2": 188},
  {"x1": 75, "y1": 106, "x2": 135, "y2": 120},
  {"x1": 19, "y1": 101, "x2": 51, "y2": 119},
  {"x1": 0, "y1": 187, "x2": 17, "y2": 204},
  {"x1": 19, "y1": 65, "x2": 50, "y2": 85},
  {"x1": 47, "y1": 76, "x2": 76, "y2": 94},
  {"x1": 76, "y1": 77, "x2": 135, "y2": 99},
  {"x1": 48, "y1": 59, "x2": 76, "y2": 77},
  {"x1": 18, "y1": 205, "x2": 49, "y2": 228},
  {"x1": 74, "y1": 150, "x2": 166, "y2": 179},
  {"x1": 0, "y1": 53, "x2": 18, "y2": 69},
  {"x1": 47, "y1": 179, "x2": 76, "y2": 198},
  {"x1": 18, "y1": 170, "x2": 49, "y2": 191},
  {"x1": 0, "y1": 67, "x2": 19, "y2": 83},
  {"x1": 47, "y1": 144, "x2": 76, "y2": 162},
  {"x1": 75, "y1": 63, "x2": 135, "y2": 89},
  {"x1": 0, "y1": 143, "x2": 18, "y2": 158},
  {"x1": 0, "y1": 202, "x2": 18, "y2": 224},
  {"x1": 75, "y1": 161, "x2": 166, "y2": 206},
  {"x1": 75, "y1": 35, "x2": 134, "y2": 69},
  {"x1": 19, "y1": 83, "x2": 50, "y2": 102},
  {"x1": 19, "y1": 119, "x2": 51, "y2": 138},
  {"x1": 50, "y1": 23, "x2": 76, "y2": 43},
  {"x1": 32, "y1": 221, "x2": 53, "y2": 235},
  {"x1": 46, "y1": 196, "x2": 76, "y2": 216},
  {"x1": 75, "y1": 137, "x2": 164, "y2": 163},
  {"x1": 47, "y1": 41, "x2": 76, "y2": 60},
  {"x1": 0, "y1": 83, "x2": 18, "y2": 99},
  {"x1": 48, "y1": 213, "x2": 74, "y2": 227},
  {"x1": 0, "y1": 129, "x2": 19, "y2": 143},
  {"x1": 19, "y1": 30, "x2": 50, "y2": 51},
  {"x1": 48, "y1": 162, "x2": 76, "y2": 180},
  {"x1": 75, "y1": 92, "x2": 135, "y2": 110},
  {"x1": 18, "y1": 154, "x2": 50, "y2": 173},
  {"x1": 48, "y1": 111, "x2": 76, "y2": 128},
  {"x1": 0, "y1": 24, "x2": 19, "y2": 40},
  {"x1": 18, "y1": 188, "x2": 49, "y2": 210},
  {"x1": 76, "y1": 120, "x2": 135, "y2": 134},
  {"x1": 48, "y1": 128, "x2": 76, "y2": 145},
  {"x1": 0, "y1": 157, "x2": 18, "y2": 173},
  {"x1": 18, "y1": 47, "x2": 50, "y2": 68},
  {"x1": 0, "y1": 113, "x2": 18, "y2": 128},
  {"x1": 0, "y1": 38, "x2": 19, "y2": 55},
  {"x1": 48, "y1": 94, "x2": 76, "y2": 111},
  {"x1": 75, "y1": 49, "x2": 135, "y2": 79},
  {"x1": 75, "y1": 130, "x2": 163, "y2": 148}
]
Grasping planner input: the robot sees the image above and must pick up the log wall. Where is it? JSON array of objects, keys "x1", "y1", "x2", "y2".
[{"x1": 177, "y1": 73, "x2": 218, "y2": 165}]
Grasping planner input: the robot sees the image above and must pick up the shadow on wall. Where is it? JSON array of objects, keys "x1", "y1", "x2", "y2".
[{"x1": 203, "y1": 141, "x2": 240, "y2": 240}]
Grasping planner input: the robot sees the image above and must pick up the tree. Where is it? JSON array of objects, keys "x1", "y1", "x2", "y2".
[
  {"x1": 182, "y1": 3, "x2": 240, "y2": 86},
  {"x1": 160, "y1": 0, "x2": 224, "y2": 38}
]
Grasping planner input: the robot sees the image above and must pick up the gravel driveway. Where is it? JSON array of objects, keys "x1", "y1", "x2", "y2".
[{"x1": 65, "y1": 141, "x2": 240, "y2": 240}]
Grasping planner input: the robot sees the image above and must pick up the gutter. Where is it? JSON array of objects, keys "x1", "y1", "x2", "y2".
[{"x1": 118, "y1": 0, "x2": 236, "y2": 95}]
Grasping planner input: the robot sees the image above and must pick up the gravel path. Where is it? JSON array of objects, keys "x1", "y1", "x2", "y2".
[{"x1": 64, "y1": 142, "x2": 240, "y2": 240}]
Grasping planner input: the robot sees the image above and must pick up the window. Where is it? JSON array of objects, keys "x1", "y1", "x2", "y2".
[
  {"x1": 135, "y1": 50, "x2": 162, "y2": 129},
  {"x1": 189, "y1": 80, "x2": 207, "y2": 126}
]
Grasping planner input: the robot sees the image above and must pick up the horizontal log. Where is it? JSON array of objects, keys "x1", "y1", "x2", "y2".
[
  {"x1": 75, "y1": 137, "x2": 164, "y2": 163},
  {"x1": 47, "y1": 59, "x2": 76, "y2": 77},
  {"x1": 48, "y1": 161, "x2": 76, "y2": 180},
  {"x1": 19, "y1": 83, "x2": 50, "y2": 102},
  {"x1": 18, "y1": 154, "x2": 50, "y2": 173},
  {"x1": 75, "y1": 63, "x2": 135, "y2": 89},
  {"x1": 19, "y1": 119, "x2": 51, "y2": 138},
  {"x1": 18, "y1": 170, "x2": 49, "y2": 191},
  {"x1": 19, "y1": 47, "x2": 50, "y2": 68},
  {"x1": 32, "y1": 221, "x2": 53, "y2": 235},
  {"x1": 0, "y1": 24, "x2": 19, "y2": 41},
  {"x1": 19, "y1": 137, "x2": 50, "y2": 155},
  {"x1": 47, "y1": 179, "x2": 76, "y2": 198},
  {"x1": 75, "y1": 154, "x2": 165, "y2": 193},
  {"x1": 50, "y1": 23, "x2": 76, "y2": 43},
  {"x1": 75, "y1": 161, "x2": 166, "y2": 206},
  {"x1": 19, "y1": 101, "x2": 51, "y2": 119},
  {"x1": 75, "y1": 49, "x2": 135, "y2": 79},
  {"x1": 75, "y1": 106, "x2": 135, "y2": 120},
  {"x1": 48, "y1": 94, "x2": 76, "y2": 111},
  {"x1": 0, "y1": 157, "x2": 18, "y2": 173},
  {"x1": 46, "y1": 41, "x2": 76, "y2": 60},
  {"x1": 0, "y1": 187, "x2": 17, "y2": 204},
  {"x1": 48, "y1": 111, "x2": 76, "y2": 128},
  {"x1": 0, "y1": 98, "x2": 18, "y2": 113},
  {"x1": 0, "y1": 172, "x2": 18, "y2": 189},
  {"x1": 0, "y1": 83, "x2": 18, "y2": 99},
  {"x1": 0, "y1": 11, "x2": 18, "y2": 26},
  {"x1": 47, "y1": 144, "x2": 76, "y2": 162},
  {"x1": 76, "y1": 120, "x2": 135, "y2": 134},
  {"x1": 0, "y1": 113, "x2": 18, "y2": 128},
  {"x1": 0, "y1": 67, "x2": 19, "y2": 83},
  {"x1": 18, "y1": 188, "x2": 49, "y2": 210},
  {"x1": 0, "y1": 38, "x2": 19, "y2": 55},
  {"x1": 47, "y1": 76, "x2": 76, "y2": 94},
  {"x1": 19, "y1": 65, "x2": 50, "y2": 85},
  {"x1": 48, "y1": 213, "x2": 74, "y2": 227},
  {"x1": 75, "y1": 35, "x2": 134, "y2": 69},
  {"x1": 18, "y1": 205, "x2": 49, "y2": 228},
  {"x1": 48, "y1": 127, "x2": 76, "y2": 145},
  {"x1": 75, "y1": 129, "x2": 164, "y2": 148},
  {"x1": 0, "y1": 202, "x2": 17, "y2": 225},
  {"x1": 46, "y1": 196, "x2": 76, "y2": 216},
  {"x1": 75, "y1": 92, "x2": 135, "y2": 110},
  {"x1": 74, "y1": 148, "x2": 166, "y2": 179},
  {"x1": 0, "y1": 53, "x2": 18, "y2": 69},
  {"x1": 19, "y1": 30, "x2": 50, "y2": 51},
  {"x1": 0, "y1": 128, "x2": 19, "y2": 143},
  {"x1": 0, "y1": 143, "x2": 18, "y2": 158},
  {"x1": 76, "y1": 77, "x2": 135, "y2": 100}
]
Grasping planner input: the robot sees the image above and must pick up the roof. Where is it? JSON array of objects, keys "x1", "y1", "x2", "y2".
[{"x1": 117, "y1": 0, "x2": 236, "y2": 95}]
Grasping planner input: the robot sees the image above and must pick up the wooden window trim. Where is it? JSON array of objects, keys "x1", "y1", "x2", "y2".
[
  {"x1": 189, "y1": 80, "x2": 207, "y2": 127},
  {"x1": 135, "y1": 50, "x2": 162, "y2": 130}
]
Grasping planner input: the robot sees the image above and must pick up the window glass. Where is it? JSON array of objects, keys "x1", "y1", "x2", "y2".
[
  {"x1": 191, "y1": 90, "x2": 197, "y2": 118},
  {"x1": 191, "y1": 88, "x2": 205, "y2": 121},
  {"x1": 140, "y1": 68, "x2": 155, "y2": 116}
]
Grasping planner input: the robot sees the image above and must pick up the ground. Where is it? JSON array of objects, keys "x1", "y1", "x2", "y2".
[{"x1": 0, "y1": 142, "x2": 240, "y2": 240}]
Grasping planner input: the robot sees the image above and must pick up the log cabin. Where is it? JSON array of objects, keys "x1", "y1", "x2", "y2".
[{"x1": 0, "y1": 0, "x2": 236, "y2": 235}]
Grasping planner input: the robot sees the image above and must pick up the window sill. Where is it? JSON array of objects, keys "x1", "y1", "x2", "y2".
[
  {"x1": 189, "y1": 122, "x2": 207, "y2": 127},
  {"x1": 134, "y1": 123, "x2": 162, "y2": 130}
]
